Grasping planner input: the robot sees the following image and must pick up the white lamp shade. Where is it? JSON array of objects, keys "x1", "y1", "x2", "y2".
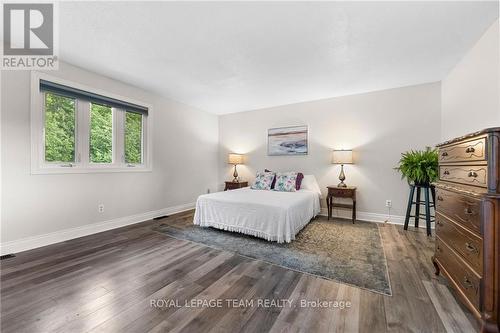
[
  {"x1": 228, "y1": 153, "x2": 244, "y2": 165},
  {"x1": 332, "y1": 150, "x2": 353, "y2": 164}
]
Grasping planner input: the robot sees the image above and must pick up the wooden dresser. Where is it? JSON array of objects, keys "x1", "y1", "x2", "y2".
[{"x1": 433, "y1": 127, "x2": 500, "y2": 333}]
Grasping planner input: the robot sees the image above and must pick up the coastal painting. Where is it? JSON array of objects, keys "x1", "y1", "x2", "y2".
[{"x1": 268, "y1": 126, "x2": 308, "y2": 156}]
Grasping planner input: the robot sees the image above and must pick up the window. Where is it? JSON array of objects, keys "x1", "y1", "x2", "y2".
[
  {"x1": 31, "y1": 73, "x2": 151, "y2": 174},
  {"x1": 125, "y1": 111, "x2": 142, "y2": 164},
  {"x1": 44, "y1": 93, "x2": 76, "y2": 163},
  {"x1": 90, "y1": 103, "x2": 113, "y2": 164}
]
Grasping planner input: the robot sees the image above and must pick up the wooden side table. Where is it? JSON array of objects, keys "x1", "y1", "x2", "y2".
[
  {"x1": 224, "y1": 181, "x2": 248, "y2": 191},
  {"x1": 327, "y1": 186, "x2": 357, "y2": 223}
]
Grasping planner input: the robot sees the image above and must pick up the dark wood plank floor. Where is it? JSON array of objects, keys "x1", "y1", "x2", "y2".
[{"x1": 0, "y1": 211, "x2": 479, "y2": 333}]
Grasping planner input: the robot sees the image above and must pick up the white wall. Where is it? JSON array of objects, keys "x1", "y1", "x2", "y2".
[
  {"x1": 219, "y1": 82, "x2": 441, "y2": 219},
  {"x1": 441, "y1": 20, "x2": 500, "y2": 140},
  {"x1": 3, "y1": 20, "x2": 494, "y2": 252},
  {"x1": 1, "y1": 62, "x2": 219, "y2": 251}
]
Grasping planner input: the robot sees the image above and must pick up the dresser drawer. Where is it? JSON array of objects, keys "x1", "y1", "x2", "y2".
[
  {"x1": 435, "y1": 188, "x2": 481, "y2": 234},
  {"x1": 435, "y1": 238, "x2": 481, "y2": 311},
  {"x1": 436, "y1": 213, "x2": 482, "y2": 272},
  {"x1": 224, "y1": 181, "x2": 248, "y2": 191},
  {"x1": 439, "y1": 138, "x2": 487, "y2": 163},
  {"x1": 328, "y1": 188, "x2": 355, "y2": 198},
  {"x1": 439, "y1": 165, "x2": 488, "y2": 188}
]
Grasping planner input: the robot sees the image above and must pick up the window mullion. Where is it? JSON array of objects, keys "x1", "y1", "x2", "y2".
[
  {"x1": 115, "y1": 108, "x2": 125, "y2": 167},
  {"x1": 78, "y1": 99, "x2": 91, "y2": 167},
  {"x1": 141, "y1": 114, "x2": 146, "y2": 166},
  {"x1": 39, "y1": 92, "x2": 46, "y2": 167}
]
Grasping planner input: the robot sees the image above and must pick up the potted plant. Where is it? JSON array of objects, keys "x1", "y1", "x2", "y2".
[{"x1": 395, "y1": 147, "x2": 439, "y2": 186}]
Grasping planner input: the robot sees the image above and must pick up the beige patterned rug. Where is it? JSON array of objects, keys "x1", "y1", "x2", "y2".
[{"x1": 154, "y1": 217, "x2": 391, "y2": 295}]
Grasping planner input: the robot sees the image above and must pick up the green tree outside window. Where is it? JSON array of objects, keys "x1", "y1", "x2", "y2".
[
  {"x1": 90, "y1": 103, "x2": 113, "y2": 163},
  {"x1": 44, "y1": 93, "x2": 76, "y2": 162},
  {"x1": 125, "y1": 112, "x2": 142, "y2": 164}
]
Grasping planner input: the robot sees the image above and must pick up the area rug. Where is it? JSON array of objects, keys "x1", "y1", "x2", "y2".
[{"x1": 153, "y1": 217, "x2": 392, "y2": 295}]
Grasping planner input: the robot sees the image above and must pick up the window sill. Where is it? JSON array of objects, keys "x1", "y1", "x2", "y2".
[{"x1": 31, "y1": 166, "x2": 152, "y2": 175}]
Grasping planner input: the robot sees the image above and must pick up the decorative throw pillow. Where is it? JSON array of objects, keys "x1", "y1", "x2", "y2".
[
  {"x1": 273, "y1": 172, "x2": 298, "y2": 192},
  {"x1": 296, "y1": 172, "x2": 304, "y2": 190},
  {"x1": 267, "y1": 169, "x2": 303, "y2": 190},
  {"x1": 251, "y1": 171, "x2": 275, "y2": 190}
]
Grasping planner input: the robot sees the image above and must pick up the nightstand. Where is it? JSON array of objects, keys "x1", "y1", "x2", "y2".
[
  {"x1": 326, "y1": 186, "x2": 357, "y2": 223},
  {"x1": 224, "y1": 181, "x2": 248, "y2": 191}
]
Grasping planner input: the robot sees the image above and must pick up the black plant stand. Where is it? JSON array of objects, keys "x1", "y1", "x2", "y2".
[{"x1": 404, "y1": 184, "x2": 435, "y2": 236}]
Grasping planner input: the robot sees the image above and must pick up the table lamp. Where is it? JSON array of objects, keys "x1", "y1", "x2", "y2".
[
  {"x1": 228, "y1": 153, "x2": 244, "y2": 182},
  {"x1": 332, "y1": 150, "x2": 353, "y2": 187}
]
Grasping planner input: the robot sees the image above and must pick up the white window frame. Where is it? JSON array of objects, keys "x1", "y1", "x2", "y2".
[{"x1": 31, "y1": 72, "x2": 153, "y2": 174}]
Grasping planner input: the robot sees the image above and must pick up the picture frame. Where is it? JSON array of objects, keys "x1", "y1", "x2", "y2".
[{"x1": 267, "y1": 125, "x2": 308, "y2": 156}]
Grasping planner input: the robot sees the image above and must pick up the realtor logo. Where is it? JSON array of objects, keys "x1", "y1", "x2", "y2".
[{"x1": 2, "y1": 2, "x2": 58, "y2": 69}]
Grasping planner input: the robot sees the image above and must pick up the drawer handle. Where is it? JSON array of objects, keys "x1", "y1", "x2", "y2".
[
  {"x1": 463, "y1": 276, "x2": 475, "y2": 290},
  {"x1": 465, "y1": 242, "x2": 478, "y2": 253},
  {"x1": 437, "y1": 196, "x2": 444, "y2": 201},
  {"x1": 468, "y1": 171, "x2": 478, "y2": 178},
  {"x1": 464, "y1": 207, "x2": 474, "y2": 215},
  {"x1": 443, "y1": 170, "x2": 450, "y2": 175},
  {"x1": 441, "y1": 152, "x2": 448, "y2": 157},
  {"x1": 465, "y1": 147, "x2": 475, "y2": 153}
]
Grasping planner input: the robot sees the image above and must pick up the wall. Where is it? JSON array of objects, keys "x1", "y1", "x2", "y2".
[
  {"x1": 441, "y1": 20, "x2": 500, "y2": 141},
  {"x1": 3, "y1": 19, "x2": 493, "y2": 252},
  {"x1": 218, "y1": 82, "x2": 441, "y2": 221},
  {"x1": 1, "y1": 62, "x2": 219, "y2": 253}
]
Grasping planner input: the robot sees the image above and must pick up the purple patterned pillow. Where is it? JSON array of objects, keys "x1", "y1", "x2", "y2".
[{"x1": 296, "y1": 172, "x2": 304, "y2": 190}]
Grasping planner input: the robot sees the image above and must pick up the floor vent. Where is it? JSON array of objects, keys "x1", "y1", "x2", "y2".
[
  {"x1": 153, "y1": 215, "x2": 169, "y2": 220},
  {"x1": 0, "y1": 254, "x2": 16, "y2": 260}
]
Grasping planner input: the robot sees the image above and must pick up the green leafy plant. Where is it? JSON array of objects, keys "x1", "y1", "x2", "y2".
[{"x1": 395, "y1": 147, "x2": 439, "y2": 185}]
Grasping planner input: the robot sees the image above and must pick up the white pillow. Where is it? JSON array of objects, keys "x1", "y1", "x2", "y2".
[{"x1": 300, "y1": 175, "x2": 322, "y2": 196}]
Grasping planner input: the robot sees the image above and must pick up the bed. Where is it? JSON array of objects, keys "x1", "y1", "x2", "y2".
[{"x1": 193, "y1": 176, "x2": 321, "y2": 243}]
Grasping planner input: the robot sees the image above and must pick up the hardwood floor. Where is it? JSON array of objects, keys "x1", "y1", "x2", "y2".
[{"x1": 1, "y1": 211, "x2": 480, "y2": 333}]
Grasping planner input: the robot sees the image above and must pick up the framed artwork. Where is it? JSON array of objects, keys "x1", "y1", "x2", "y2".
[{"x1": 268, "y1": 125, "x2": 308, "y2": 156}]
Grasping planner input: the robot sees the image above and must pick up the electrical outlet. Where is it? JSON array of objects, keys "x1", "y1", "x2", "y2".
[
  {"x1": 98, "y1": 204, "x2": 104, "y2": 213},
  {"x1": 385, "y1": 200, "x2": 392, "y2": 208}
]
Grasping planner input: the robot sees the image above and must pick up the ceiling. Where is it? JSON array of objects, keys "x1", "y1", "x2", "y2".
[{"x1": 59, "y1": 1, "x2": 499, "y2": 114}]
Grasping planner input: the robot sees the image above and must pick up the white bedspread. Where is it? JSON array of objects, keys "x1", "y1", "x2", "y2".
[{"x1": 193, "y1": 187, "x2": 321, "y2": 243}]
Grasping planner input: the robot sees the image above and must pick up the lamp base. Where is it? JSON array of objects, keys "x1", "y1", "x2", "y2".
[
  {"x1": 337, "y1": 164, "x2": 347, "y2": 187},
  {"x1": 233, "y1": 165, "x2": 239, "y2": 182}
]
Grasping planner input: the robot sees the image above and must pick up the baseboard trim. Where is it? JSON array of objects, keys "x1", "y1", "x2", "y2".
[
  {"x1": 2, "y1": 204, "x2": 433, "y2": 255},
  {"x1": 319, "y1": 208, "x2": 434, "y2": 229},
  {"x1": 0, "y1": 203, "x2": 195, "y2": 255}
]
